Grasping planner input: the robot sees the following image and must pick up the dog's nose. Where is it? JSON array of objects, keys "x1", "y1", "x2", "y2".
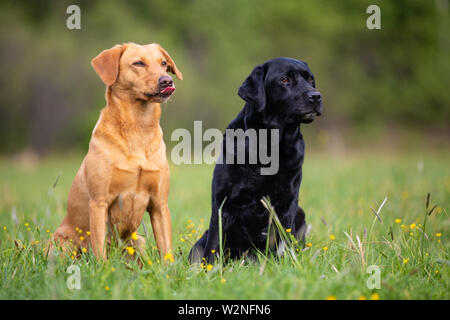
[
  {"x1": 307, "y1": 91, "x2": 322, "y2": 103},
  {"x1": 158, "y1": 75, "x2": 173, "y2": 88}
]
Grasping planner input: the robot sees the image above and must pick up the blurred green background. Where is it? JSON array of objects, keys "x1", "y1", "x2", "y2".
[{"x1": 0, "y1": 0, "x2": 449, "y2": 156}]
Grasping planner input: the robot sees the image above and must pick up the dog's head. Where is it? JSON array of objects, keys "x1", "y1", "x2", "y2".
[
  {"x1": 238, "y1": 57, "x2": 322, "y2": 124},
  {"x1": 91, "y1": 43, "x2": 183, "y2": 103}
]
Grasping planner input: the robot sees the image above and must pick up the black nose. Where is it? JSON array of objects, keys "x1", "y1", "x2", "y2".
[
  {"x1": 307, "y1": 91, "x2": 322, "y2": 103},
  {"x1": 158, "y1": 75, "x2": 173, "y2": 88}
]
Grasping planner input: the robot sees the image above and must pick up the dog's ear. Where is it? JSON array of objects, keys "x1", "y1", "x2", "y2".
[
  {"x1": 238, "y1": 64, "x2": 266, "y2": 112},
  {"x1": 91, "y1": 44, "x2": 125, "y2": 86},
  {"x1": 158, "y1": 45, "x2": 183, "y2": 80}
]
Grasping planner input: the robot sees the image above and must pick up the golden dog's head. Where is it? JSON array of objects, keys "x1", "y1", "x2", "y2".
[{"x1": 91, "y1": 43, "x2": 183, "y2": 103}]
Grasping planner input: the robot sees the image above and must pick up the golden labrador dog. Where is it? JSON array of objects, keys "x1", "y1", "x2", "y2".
[{"x1": 52, "y1": 42, "x2": 182, "y2": 260}]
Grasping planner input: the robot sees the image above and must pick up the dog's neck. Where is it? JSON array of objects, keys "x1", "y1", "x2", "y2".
[
  {"x1": 243, "y1": 103, "x2": 302, "y2": 140},
  {"x1": 106, "y1": 87, "x2": 162, "y2": 128},
  {"x1": 95, "y1": 87, "x2": 163, "y2": 156}
]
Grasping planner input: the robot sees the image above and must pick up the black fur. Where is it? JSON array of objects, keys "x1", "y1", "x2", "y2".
[{"x1": 189, "y1": 57, "x2": 322, "y2": 263}]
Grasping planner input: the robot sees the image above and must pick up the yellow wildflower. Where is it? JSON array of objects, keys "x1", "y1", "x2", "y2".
[
  {"x1": 306, "y1": 242, "x2": 312, "y2": 247},
  {"x1": 410, "y1": 223, "x2": 416, "y2": 230},
  {"x1": 286, "y1": 228, "x2": 292, "y2": 233},
  {"x1": 25, "y1": 223, "x2": 29, "y2": 227},
  {"x1": 357, "y1": 296, "x2": 367, "y2": 300},
  {"x1": 147, "y1": 260, "x2": 152, "y2": 265},
  {"x1": 86, "y1": 231, "x2": 91, "y2": 236},
  {"x1": 325, "y1": 296, "x2": 337, "y2": 300},
  {"x1": 104, "y1": 286, "x2": 110, "y2": 291},
  {"x1": 206, "y1": 264, "x2": 213, "y2": 271},
  {"x1": 395, "y1": 219, "x2": 401, "y2": 224},
  {"x1": 211, "y1": 249, "x2": 216, "y2": 253},
  {"x1": 82, "y1": 248, "x2": 87, "y2": 253},
  {"x1": 403, "y1": 258, "x2": 408, "y2": 264},
  {"x1": 111, "y1": 267, "x2": 116, "y2": 272},
  {"x1": 323, "y1": 247, "x2": 328, "y2": 251},
  {"x1": 80, "y1": 236, "x2": 84, "y2": 241},
  {"x1": 126, "y1": 247, "x2": 135, "y2": 255},
  {"x1": 436, "y1": 233, "x2": 442, "y2": 237},
  {"x1": 131, "y1": 232, "x2": 138, "y2": 241},
  {"x1": 221, "y1": 278, "x2": 226, "y2": 284},
  {"x1": 370, "y1": 293, "x2": 380, "y2": 300},
  {"x1": 330, "y1": 234, "x2": 335, "y2": 240}
]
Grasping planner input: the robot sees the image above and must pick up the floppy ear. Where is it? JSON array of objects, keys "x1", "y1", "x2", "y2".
[
  {"x1": 91, "y1": 45, "x2": 125, "y2": 86},
  {"x1": 158, "y1": 45, "x2": 183, "y2": 80},
  {"x1": 238, "y1": 64, "x2": 266, "y2": 112}
]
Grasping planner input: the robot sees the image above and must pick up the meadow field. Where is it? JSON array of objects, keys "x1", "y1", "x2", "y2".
[{"x1": 0, "y1": 150, "x2": 448, "y2": 300}]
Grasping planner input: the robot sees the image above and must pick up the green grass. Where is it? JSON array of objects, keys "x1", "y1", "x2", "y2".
[{"x1": 0, "y1": 150, "x2": 448, "y2": 299}]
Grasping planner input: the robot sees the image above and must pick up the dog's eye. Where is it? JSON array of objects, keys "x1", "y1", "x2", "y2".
[
  {"x1": 161, "y1": 61, "x2": 167, "y2": 67},
  {"x1": 280, "y1": 76, "x2": 289, "y2": 83},
  {"x1": 132, "y1": 61, "x2": 146, "y2": 67}
]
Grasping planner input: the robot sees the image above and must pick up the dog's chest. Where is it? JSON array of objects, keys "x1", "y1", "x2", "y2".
[
  {"x1": 109, "y1": 162, "x2": 160, "y2": 196},
  {"x1": 107, "y1": 160, "x2": 161, "y2": 237}
]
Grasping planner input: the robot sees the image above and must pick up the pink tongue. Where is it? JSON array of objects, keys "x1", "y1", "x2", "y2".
[{"x1": 160, "y1": 86, "x2": 175, "y2": 94}]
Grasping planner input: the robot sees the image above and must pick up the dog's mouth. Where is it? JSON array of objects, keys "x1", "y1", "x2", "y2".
[
  {"x1": 144, "y1": 86, "x2": 176, "y2": 99},
  {"x1": 298, "y1": 112, "x2": 316, "y2": 124}
]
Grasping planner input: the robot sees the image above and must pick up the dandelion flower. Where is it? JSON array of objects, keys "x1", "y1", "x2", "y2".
[
  {"x1": 323, "y1": 246, "x2": 328, "y2": 251},
  {"x1": 25, "y1": 223, "x2": 29, "y2": 227},
  {"x1": 111, "y1": 267, "x2": 116, "y2": 272},
  {"x1": 180, "y1": 237, "x2": 185, "y2": 242},
  {"x1": 286, "y1": 228, "x2": 292, "y2": 233},
  {"x1": 75, "y1": 227, "x2": 79, "y2": 231},
  {"x1": 211, "y1": 250, "x2": 216, "y2": 253},
  {"x1": 126, "y1": 247, "x2": 135, "y2": 255},
  {"x1": 3, "y1": 226, "x2": 6, "y2": 230},
  {"x1": 80, "y1": 236, "x2": 84, "y2": 241},
  {"x1": 306, "y1": 242, "x2": 312, "y2": 247},
  {"x1": 221, "y1": 278, "x2": 226, "y2": 284},
  {"x1": 82, "y1": 248, "x2": 87, "y2": 253},
  {"x1": 436, "y1": 233, "x2": 442, "y2": 237},
  {"x1": 395, "y1": 219, "x2": 401, "y2": 224},
  {"x1": 435, "y1": 270, "x2": 439, "y2": 274},
  {"x1": 325, "y1": 296, "x2": 337, "y2": 300},
  {"x1": 330, "y1": 234, "x2": 335, "y2": 240},
  {"x1": 131, "y1": 232, "x2": 138, "y2": 241},
  {"x1": 206, "y1": 264, "x2": 213, "y2": 271},
  {"x1": 27, "y1": 227, "x2": 31, "y2": 231},
  {"x1": 357, "y1": 296, "x2": 367, "y2": 300},
  {"x1": 403, "y1": 258, "x2": 408, "y2": 264},
  {"x1": 370, "y1": 293, "x2": 380, "y2": 300},
  {"x1": 164, "y1": 252, "x2": 174, "y2": 263},
  {"x1": 46, "y1": 229, "x2": 50, "y2": 233},
  {"x1": 147, "y1": 260, "x2": 152, "y2": 265},
  {"x1": 104, "y1": 286, "x2": 110, "y2": 291},
  {"x1": 86, "y1": 231, "x2": 91, "y2": 236},
  {"x1": 410, "y1": 223, "x2": 416, "y2": 230}
]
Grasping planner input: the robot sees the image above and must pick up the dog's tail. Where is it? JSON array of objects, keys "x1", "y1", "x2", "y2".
[{"x1": 188, "y1": 230, "x2": 208, "y2": 264}]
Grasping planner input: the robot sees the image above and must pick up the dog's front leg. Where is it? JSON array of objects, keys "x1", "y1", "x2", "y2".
[
  {"x1": 149, "y1": 204, "x2": 172, "y2": 257},
  {"x1": 89, "y1": 200, "x2": 108, "y2": 260}
]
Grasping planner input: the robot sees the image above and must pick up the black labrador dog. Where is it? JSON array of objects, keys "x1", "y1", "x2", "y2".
[{"x1": 189, "y1": 57, "x2": 322, "y2": 263}]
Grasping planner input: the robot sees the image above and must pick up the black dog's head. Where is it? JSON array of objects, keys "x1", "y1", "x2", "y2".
[{"x1": 238, "y1": 57, "x2": 322, "y2": 124}]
